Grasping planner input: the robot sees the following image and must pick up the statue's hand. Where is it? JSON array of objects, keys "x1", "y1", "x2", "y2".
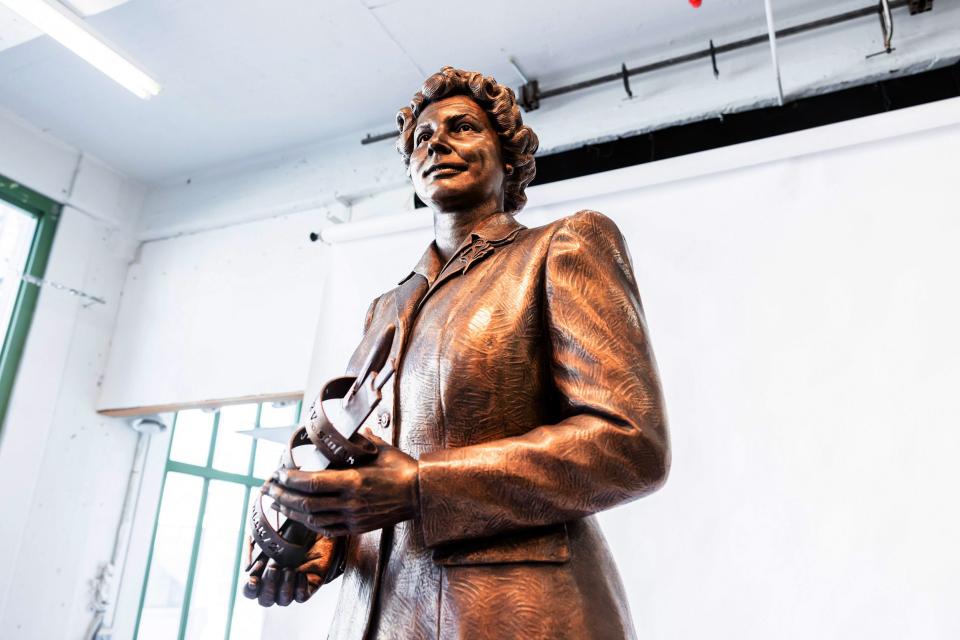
[
  {"x1": 243, "y1": 534, "x2": 337, "y2": 607},
  {"x1": 265, "y1": 432, "x2": 419, "y2": 537}
]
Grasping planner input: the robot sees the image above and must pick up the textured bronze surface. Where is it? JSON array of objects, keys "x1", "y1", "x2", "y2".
[{"x1": 246, "y1": 67, "x2": 670, "y2": 639}]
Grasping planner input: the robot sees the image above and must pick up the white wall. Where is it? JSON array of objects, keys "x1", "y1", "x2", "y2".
[
  {"x1": 0, "y1": 112, "x2": 148, "y2": 639},
  {"x1": 299, "y1": 102, "x2": 960, "y2": 638},
  {"x1": 579, "y1": 130, "x2": 959, "y2": 640},
  {"x1": 97, "y1": 208, "x2": 330, "y2": 413}
]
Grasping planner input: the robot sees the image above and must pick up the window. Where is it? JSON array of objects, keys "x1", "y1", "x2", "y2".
[
  {"x1": 0, "y1": 174, "x2": 60, "y2": 432},
  {"x1": 135, "y1": 399, "x2": 301, "y2": 640}
]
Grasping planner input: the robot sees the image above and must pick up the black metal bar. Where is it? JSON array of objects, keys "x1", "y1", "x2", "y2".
[
  {"x1": 541, "y1": 0, "x2": 909, "y2": 99},
  {"x1": 710, "y1": 40, "x2": 719, "y2": 78},
  {"x1": 360, "y1": 0, "x2": 912, "y2": 143},
  {"x1": 361, "y1": 131, "x2": 398, "y2": 145},
  {"x1": 621, "y1": 63, "x2": 633, "y2": 98}
]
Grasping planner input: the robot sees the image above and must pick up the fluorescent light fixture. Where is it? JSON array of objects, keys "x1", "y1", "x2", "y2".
[{"x1": 0, "y1": 0, "x2": 161, "y2": 99}]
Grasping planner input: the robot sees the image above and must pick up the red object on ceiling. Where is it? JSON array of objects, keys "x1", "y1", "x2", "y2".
[{"x1": 690, "y1": 0, "x2": 702, "y2": 7}]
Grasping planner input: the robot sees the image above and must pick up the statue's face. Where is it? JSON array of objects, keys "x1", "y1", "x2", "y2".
[{"x1": 409, "y1": 95, "x2": 505, "y2": 213}]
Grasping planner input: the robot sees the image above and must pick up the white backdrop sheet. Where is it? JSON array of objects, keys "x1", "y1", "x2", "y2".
[{"x1": 292, "y1": 123, "x2": 960, "y2": 639}]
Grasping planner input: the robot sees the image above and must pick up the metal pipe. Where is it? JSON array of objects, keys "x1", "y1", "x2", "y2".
[
  {"x1": 87, "y1": 417, "x2": 167, "y2": 639},
  {"x1": 360, "y1": 0, "x2": 910, "y2": 144},
  {"x1": 763, "y1": 0, "x2": 785, "y2": 106},
  {"x1": 508, "y1": 57, "x2": 530, "y2": 85},
  {"x1": 362, "y1": 130, "x2": 400, "y2": 144},
  {"x1": 881, "y1": 0, "x2": 895, "y2": 52}
]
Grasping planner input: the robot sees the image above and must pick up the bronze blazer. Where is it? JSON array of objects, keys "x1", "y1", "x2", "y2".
[{"x1": 326, "y1": 210, "x2": 669, "y2": 640}]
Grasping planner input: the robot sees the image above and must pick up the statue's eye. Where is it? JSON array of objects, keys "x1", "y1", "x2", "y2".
[
  {"x1": 416, "y1": 131, "x2": 431, "y2": 145},
  {"x1": 457, "y1": 123, "x2": 474, "y2": 133}
]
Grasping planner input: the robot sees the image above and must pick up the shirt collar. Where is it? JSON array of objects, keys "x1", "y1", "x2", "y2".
[{"x1": 398, "y1": 212, "x2": 525, "y2": 286}]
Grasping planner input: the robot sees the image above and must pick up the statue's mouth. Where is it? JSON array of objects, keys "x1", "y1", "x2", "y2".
[{"x1": 424, "y1": 162, "x2": 468, "y2": 177}]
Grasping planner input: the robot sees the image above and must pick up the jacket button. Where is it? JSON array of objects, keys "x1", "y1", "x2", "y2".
[{"x1": 377, "y1": 412, "x2": 390, "y2": 428}]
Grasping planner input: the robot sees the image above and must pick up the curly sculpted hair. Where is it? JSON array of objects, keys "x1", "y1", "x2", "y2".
[{"x1": 396, "y1": 66, "x2": 539, "y2": 213}]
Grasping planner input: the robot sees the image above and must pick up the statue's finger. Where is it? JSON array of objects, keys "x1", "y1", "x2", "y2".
[
  {"x1": 305, "y1": 572, "x2": 323, "y2": 598},
  {"x1": 294, "y1": 572, "x2": 309, "y2": 603},
  {"x1": 276, "y1": 568, "x2": 295, "y2": 607},
  {"x1": 242, "y1": 573, "x2": 261, "y2": 600},
  {"x1": 269, "y1": 486, "x2": 346, "y2": 514},
  {"x1": 245, "y1": 536, "x2": 251, "y2": 564},
  {"x1": 243, "y1": 554, "x2": 267, "y2": 600},
  {"x1": 361, "y1": 428, "x2": 387, "y2": 447},
  {"x1": 258, "y1": 564, "x2": 280, "y2": 607},
  {"x1": 266, "y1": 483, "x2": 345, "y2": 515},
  {"x1": 276, "y1": 468, "x2": 353, "y2": 494},
  {"x1": 276, "y1": 503, "x2": 342, "y2": 528},
  {"x1": 314, "y1": 524, "x2": 350, "y2": 538}
]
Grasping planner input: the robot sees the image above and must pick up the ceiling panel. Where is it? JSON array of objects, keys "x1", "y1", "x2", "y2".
[
  {"x1": 0, "y1": 0, "x2": 423, "y2": 179},
  {"x1": 0, "y1": 6, "x2": 39, "y2": 52},
  {"x1": 0, "y1": 0, "x2": 132, "y2": 52},
  {"x1": 0, "y1": 0, "x2": 933, "y2": 181}
]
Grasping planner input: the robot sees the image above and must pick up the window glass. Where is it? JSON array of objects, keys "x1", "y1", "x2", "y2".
[
  {"x1": 253, "y1": 400, "x2": 298, "y2": 479},
  {"x1": 253, "y1": 438, "x2": 285, "y2": 481},
  {"x1": 0, "y1": 201, "x2": 37, "y2": 336},
  {"x1": 227, "y1": 490, "x2": 268, "y2": 640},
  {"x1": 168, "y1": 409, "x2": 215, "y2": 466},
  {"x1": 212, "y1": 403, "x2": 258, "y2": 474},
  {"x1": 137, "y1": 473, "x2": 204, "y2": 640},
  {"x1": 184, "y1": 480, "x2": 247, "y2": 640},
  {"x1": 137, "y1": 399, "x2": 300, "y2": 640},
  {"x1": 258, "y1": 400, "x2": 298, "y2": 428}
]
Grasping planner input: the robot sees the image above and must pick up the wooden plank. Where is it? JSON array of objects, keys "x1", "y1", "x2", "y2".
[{"x1": 97, "y1": 390, "x2": 303, "y2": 417}]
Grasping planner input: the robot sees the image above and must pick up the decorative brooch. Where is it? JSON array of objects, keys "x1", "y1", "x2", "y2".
[{"x1": 459, "y1": 238, "x2": 493, "y2": 272}]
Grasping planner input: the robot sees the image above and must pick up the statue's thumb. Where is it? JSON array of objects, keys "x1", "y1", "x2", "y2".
[{"x1": 361, "y1": 428, "x2": 388, "y2": 447}]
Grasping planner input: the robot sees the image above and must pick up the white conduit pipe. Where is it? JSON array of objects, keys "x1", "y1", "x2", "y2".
[
  {"x1": 763, "y1": 0, "x2": 785, "y2": 106},
  {"x1": 86, "y1": 417, "x2": 166, "y2": 640}
]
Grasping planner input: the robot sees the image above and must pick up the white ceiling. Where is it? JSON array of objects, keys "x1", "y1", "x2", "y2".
[
  {"x1": 0, "y1": 0, "x2": 130, "y2": 51},
  {"x1": 0, "y1": 0, "x2": 903, "y2": 182}
]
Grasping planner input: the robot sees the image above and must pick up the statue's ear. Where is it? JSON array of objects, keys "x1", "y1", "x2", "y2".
[{"x1": 504, "y1": 164, "x2": 514, "y2": 176}]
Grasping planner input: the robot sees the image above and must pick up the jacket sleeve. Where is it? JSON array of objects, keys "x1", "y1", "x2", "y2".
[{"x1": 416, "y1": 210, "x2": 670, "y2": 547}]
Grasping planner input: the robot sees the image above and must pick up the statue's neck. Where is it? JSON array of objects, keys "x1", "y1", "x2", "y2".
[{"x1": 432, "y1": 201, "x2": 501, "y2": 263}]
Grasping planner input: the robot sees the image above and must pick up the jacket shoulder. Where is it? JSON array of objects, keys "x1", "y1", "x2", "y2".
[
  {"x1": 363, "y1": 287, "x2": 399, "y2": 334},
  {"x1": 528, "y1": 210, "x2": 626, "y2": 250},
  {"x1": 540, "y1": 210, "x2": 635, "y2": 280},
  {"x1": 531, "y1": 209, "x2": 622, "y2": 239}
]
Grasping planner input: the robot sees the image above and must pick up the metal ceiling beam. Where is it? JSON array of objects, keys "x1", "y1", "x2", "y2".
[
  {"x1": 763, "y1": 0, "x2": 785, "y2": 106},
  {"x1": 361, "y1": 0, "x2": 913, "y2": 144}
]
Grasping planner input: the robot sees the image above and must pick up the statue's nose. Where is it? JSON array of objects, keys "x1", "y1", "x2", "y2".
[{"x1": 427, "y1": 134, "x2": 452, "y2": 156}]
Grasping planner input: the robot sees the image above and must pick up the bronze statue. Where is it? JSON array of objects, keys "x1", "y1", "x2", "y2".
[{"x1": 245, "y1": 66, "x2": 670, "y2": 639}]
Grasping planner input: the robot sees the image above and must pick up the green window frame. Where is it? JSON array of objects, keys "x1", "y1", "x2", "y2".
[
  {"x1": 134, "y1": 399, "x2": 301, "y2": 640},
  {"x1": 0, "y1": 174, "x2": 61, "y2": 433}
]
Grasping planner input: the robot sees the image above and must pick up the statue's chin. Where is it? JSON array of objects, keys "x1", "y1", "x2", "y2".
[{"x1": 422, "y1": 186, "x2": 498, "y2": 215}]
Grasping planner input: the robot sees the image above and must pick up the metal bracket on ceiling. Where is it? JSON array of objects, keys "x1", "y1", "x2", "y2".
[
  {"x1": 866, "y1": 0, "x2": 896, "y2": 58},
  {"x1": 519, "y1": 79, "x2": 540, "y2": 112},
  {"x1": 907, "y1": 0, "x2": 933, "y2": 14},
  {"x1": 709, "y1": 40, "x2": 719, "y2": 79},
  {"x1": 509, "y1": 57, "x2": 540, "y2": 112},
  {"x1": 762, "y1": 0, "x2": 785, "y2": 106},
  {"x1": 621, "y1": 63, "x2": 634, "y2": 99}
]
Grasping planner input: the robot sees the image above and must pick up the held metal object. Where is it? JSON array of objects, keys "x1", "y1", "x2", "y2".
[{"x1": 247, "y1": 324, "x2": 397, "y2": 569}]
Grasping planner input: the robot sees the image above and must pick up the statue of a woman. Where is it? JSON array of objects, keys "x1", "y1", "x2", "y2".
[{"x1": 245, "y1": 66, "x2": 670, "y2": 640}]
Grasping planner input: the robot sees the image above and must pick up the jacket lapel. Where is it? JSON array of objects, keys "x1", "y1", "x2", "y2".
[
  {"x1": 392, "y1": 274, "x2": 429, "y2": 356},
  {"x1": 416, "y1": 213, "x2": 525, "y2": 313}
]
